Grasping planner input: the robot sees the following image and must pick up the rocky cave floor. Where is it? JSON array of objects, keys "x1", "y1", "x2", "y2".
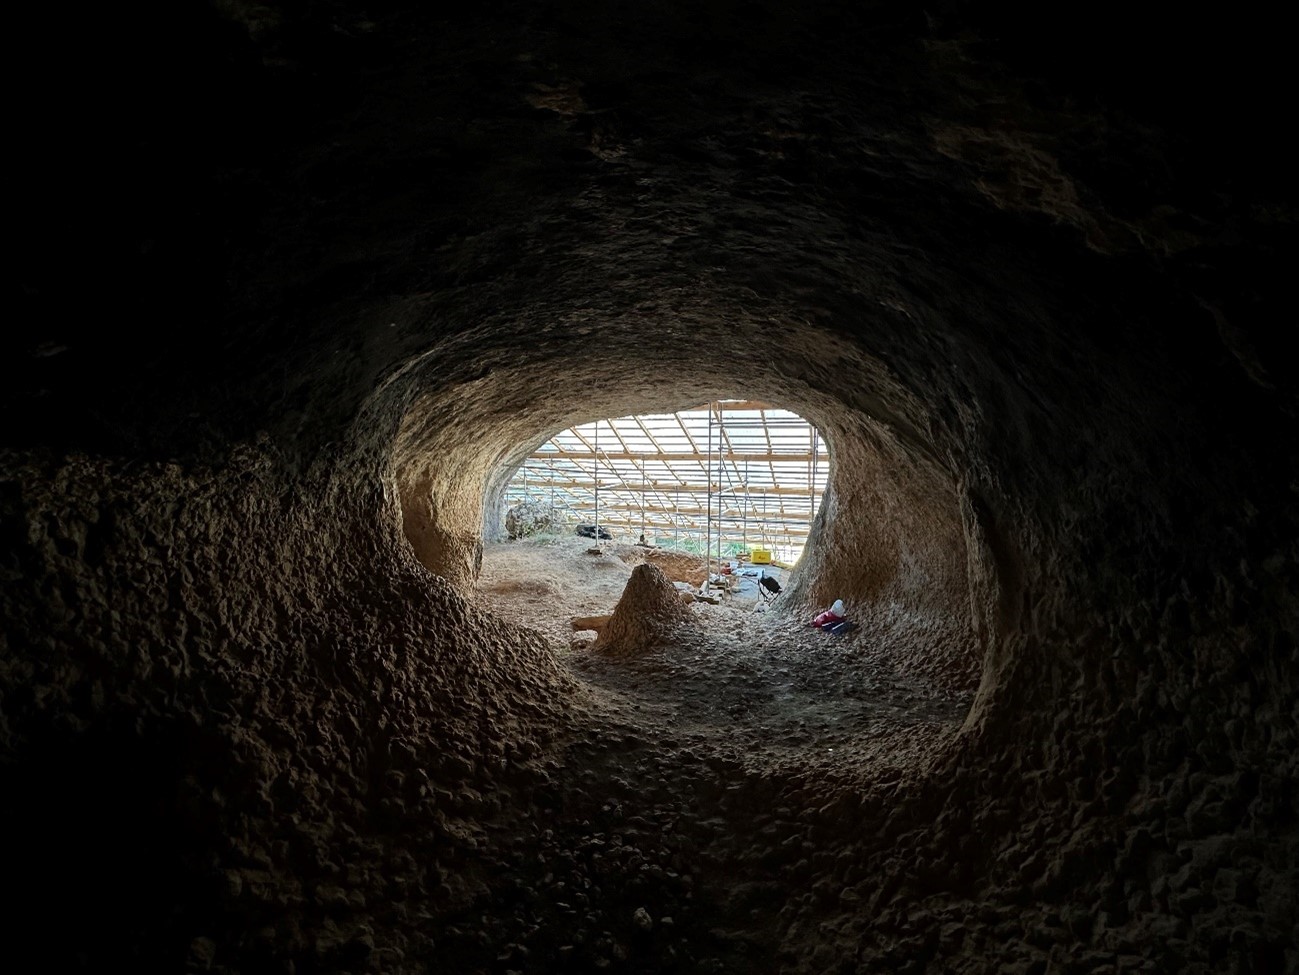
[{"x1": 423, "y1": 535, "x2": 975, "y2": 975}]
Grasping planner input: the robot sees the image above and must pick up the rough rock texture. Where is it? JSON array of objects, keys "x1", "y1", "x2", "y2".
[
  {"x1": 505, "y1": 499, "x2": 561, "y2": 540},
  {"x1": 592, "y1": 564, "x2": 699, "y2": 656},
  {"x1": 2, "y1": 1, "x2": 1297, "y2": 973}
]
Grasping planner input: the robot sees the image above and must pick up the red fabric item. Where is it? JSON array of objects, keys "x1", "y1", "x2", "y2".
[{"x1": 812, "y1": 610, "x2": 843, "y2": 628}]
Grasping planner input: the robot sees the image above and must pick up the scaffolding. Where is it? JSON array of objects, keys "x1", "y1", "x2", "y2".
[{"x1": 504, "y1": 401, "x2": 829, "y2": 565}]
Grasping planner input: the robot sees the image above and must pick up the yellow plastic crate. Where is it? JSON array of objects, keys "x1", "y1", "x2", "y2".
[{"x1": 751, "y1": 549, "x2": 772, "y2": 564}]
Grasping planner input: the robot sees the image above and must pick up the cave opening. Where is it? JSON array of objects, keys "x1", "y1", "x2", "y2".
[
  {"x1": 392, "y1": 375, "x2": 983, "y2": 698},
  {"x1": 501, "y1": 401, "x2": 829, "y2": 583},
  {"x1": 386, "y1": 362, "x2": 986, "y2": 795},
  {"x1": 458, "y1": 390, "x2": 984, "y2": 774}
]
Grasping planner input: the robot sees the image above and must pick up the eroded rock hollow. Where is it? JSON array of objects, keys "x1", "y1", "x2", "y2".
[{"x1": 3, "y1": 2, "x2": 1296, "y2": 972}]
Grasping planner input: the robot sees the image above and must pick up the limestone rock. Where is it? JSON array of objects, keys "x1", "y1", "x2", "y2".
[{"x1": 505, "y1": 501, "x2": 559, "y2": 540}]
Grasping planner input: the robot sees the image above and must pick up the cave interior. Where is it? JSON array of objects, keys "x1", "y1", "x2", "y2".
[{"x1": 2, "y1": 1, "x2": 1297, "y2": 973}]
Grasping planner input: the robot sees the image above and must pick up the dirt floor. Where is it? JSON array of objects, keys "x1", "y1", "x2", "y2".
[
  {"x1": 475, "y1": 534, "x2": 973, "y2": 784},
  {"x1": 452, "y1": 535, "x2": 978, "y2": 972}
]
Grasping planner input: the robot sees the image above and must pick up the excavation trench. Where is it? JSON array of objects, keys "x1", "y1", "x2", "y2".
[{"x1": 475, "y1": 533, "x2": 975, "y2": 768}]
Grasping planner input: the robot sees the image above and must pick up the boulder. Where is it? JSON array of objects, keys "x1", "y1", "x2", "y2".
[{"x1": 505, "y1": 500, "x2": 560, "y2": 539}]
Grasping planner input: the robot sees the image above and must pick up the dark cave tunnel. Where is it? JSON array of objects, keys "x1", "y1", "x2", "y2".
[{"x1": 2, "y1": 1, "x2": 1296, "y2": 973}]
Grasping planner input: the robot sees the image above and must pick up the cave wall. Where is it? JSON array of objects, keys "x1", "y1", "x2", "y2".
[
  {"x1": 0, "y1": 444, "x2": 574, "y2": 966},
  {"x1": 2, "y1": 0, "x2": 1296, "y2": 971}
]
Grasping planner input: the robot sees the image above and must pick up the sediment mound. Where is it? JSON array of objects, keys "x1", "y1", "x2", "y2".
[{"x1": 593, "y1": 563, "x2": 698, "y2": 656}]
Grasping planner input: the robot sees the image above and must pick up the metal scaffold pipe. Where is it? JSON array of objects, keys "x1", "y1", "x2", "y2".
[
  {"x1": 705, "y1": 403, "x2": 713, "y2": 586},
  {"x1": 716, "y1": 403, "x2": 724, "y2": 572},
  {"x1": 593, "y1": 420, "x2": 600, "y2": 542},
  {"x1": 742, "y1": 459, "x2": 748, "y2": 552}
]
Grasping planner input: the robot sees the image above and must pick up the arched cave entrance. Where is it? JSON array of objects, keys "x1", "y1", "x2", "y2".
[
  {"x1": 502, "y1": 404, "x2": 830, "y2": 568},
  {"x1": 393, "y1": 381, "x2": 984, "y2": 699}
]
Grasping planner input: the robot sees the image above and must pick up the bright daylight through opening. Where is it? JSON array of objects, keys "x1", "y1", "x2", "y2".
[{"x1": 504, "y1": 401, "x2": 829, "y2": 567}]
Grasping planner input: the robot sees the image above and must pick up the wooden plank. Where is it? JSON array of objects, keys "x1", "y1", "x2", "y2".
[
  {"x1": 535, "y1": 450, "x2": 817, "y2": 463},
  {"x1": 510, "y1": 478, "x2": 816, "y2": 497},
  {"x1": 565, "y1": 502, "x2": 813, "y2": 521},
  {"x1": 680, "y1": 400, "x2": 779, "y2": 413},
  {"x1": 583, "y1": 513, "x2": 811, "y2": 538}
]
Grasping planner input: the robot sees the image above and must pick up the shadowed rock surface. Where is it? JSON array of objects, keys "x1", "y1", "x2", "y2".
[{"x1": 2, "y1": 1, "x2": 1296, "y2": 973}]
